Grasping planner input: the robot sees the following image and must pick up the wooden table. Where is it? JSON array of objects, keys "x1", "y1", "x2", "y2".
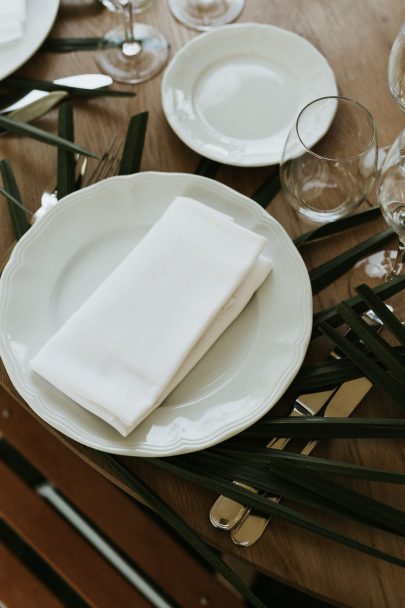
[{"x1": 1, "y1": 1, "x2": 405, "y2": 607}]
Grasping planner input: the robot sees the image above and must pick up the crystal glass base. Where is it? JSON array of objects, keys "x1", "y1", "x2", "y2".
[
  {"x1": 168, "y1": 0, "x2": 245, "y2": 31},
  {"x1": 96, "y1": 24, "x2": 169, "y2": 84},
  {"x1": 350, "y1": 250, "x2": 399, "y2": 290},
  {"x1": 350, "y1": 250, "x2": 405, "y2": 320}
]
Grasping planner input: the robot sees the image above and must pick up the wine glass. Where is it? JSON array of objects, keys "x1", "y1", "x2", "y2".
[
  {"x1": 280, "y1": 96, "x2": 378, "y2": 224},
  {"x1": 351, "y1": 22, "x2": 405, "y2": 290},
  {"x1": 168, "y1": 0, "x2": 245, "y2": 31},
  {"x1": 388, "y1": 21, "x2": 405, "y2": 112},
  {"x1": 96, "y1": 0, "x2": 169, "y2": 84}
]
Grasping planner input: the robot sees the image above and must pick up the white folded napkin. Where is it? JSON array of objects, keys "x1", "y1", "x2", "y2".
[
  {"x1": 31, "y1": 197, "x2": 272, "y2": 437},
  {"x1": 0, "y1": 0, "x2": 26, "y2": 45}
]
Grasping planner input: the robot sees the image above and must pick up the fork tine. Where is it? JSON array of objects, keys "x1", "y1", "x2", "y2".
[
  {"x1": 88, "y1": 136, "x2": 124, "y2": 185},
  {"x1": 110, "y1": 138, "x2": 125, "y2": 176},
  {"x1": 84, "y1": 136, "x2": 120, "y2": 187},
  {"x1": 96, "y1": 137, "x2": 123, "y2": 182}
]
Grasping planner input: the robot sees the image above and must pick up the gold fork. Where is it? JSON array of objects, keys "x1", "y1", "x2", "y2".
[{"x1": 81, "y1": 135, "x2": 124, "y2": 188}]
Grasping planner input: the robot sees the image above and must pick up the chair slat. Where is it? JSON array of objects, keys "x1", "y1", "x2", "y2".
[
  {"x1": 0, "y1": 542, "x2": 64, "y2": 608},
  {"x1": 0, "y1": 385, "x2": 244, "y2": 608},
  {"x1": 0, "y1": 459, "x2": 151, "y2": 608}
]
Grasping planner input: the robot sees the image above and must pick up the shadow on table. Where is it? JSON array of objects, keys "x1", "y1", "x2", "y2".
[{"x1": 252, "y1": 572, "x2": 333, "y2": 608}]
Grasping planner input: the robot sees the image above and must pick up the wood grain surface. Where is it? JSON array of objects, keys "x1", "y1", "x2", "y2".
[{"x1": 1, "y1": 1, "x2": 405, "y2": 607}]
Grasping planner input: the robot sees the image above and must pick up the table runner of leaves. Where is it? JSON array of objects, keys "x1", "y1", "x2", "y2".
[{"x1": 1, "y1": 96, "x2": 405, "y2": 608}]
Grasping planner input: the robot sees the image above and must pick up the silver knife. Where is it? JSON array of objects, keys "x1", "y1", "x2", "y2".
[
  {"x1": 0, "y1": 74, "x2": 113, "y2": 114},
  {"x1": 209, "y1": 312, "x2": 382, "y2": 534}
]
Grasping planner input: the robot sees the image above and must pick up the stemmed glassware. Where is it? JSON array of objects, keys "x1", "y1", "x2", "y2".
[
  {"x1": 351, "y1": 22, "x2": 405, "y2": 288},
  {"x1": 280, "y1": 96, "x2": 378, "y2": 224},
  {"x1": 388, "y1": 22, "x2": 405, "y2": 112},
  {"x1": 96, "y1": 0, "x2": 169, "y2": 84},
  {"x1": 168, "y1": 0, "x2": 245, "y2": 31}
]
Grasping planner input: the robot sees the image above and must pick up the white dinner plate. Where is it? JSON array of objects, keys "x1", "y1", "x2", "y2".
[
  {"x1": 0, "y1": 0, "x2": 59, "y2": 82},
  {"x1": 162, "y1": 23, "x2": 338, "y2": 167},
  {"x1": 0, "y1": 173, "x2": 312, "y2": 456}
]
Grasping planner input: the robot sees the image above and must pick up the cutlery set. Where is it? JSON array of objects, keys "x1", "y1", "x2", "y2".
[
  {"x1": 209, "y1": 312, "x2": 382, "y2": 546},
  {"x1": 0, "y1": 73, "x2": 124, "y2": 223},
  {"x1": 32, "y1": 135, "x2": 124, "y2": 224},
  {"x1": 0, "y1": 74, "x2": 114, "y2": 137},
  {"x1": 0, "y1": 74, "x2": 113, "y2": 114}
]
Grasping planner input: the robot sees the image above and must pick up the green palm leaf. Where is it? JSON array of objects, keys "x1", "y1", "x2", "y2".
[
  {"x1": 320, "y1": 322, "x2": 405, "y2": 410},
  {"x1": 152, "y1": 457, "x2": 405, "y2": 568},
  {"x1": 118, "y1": 112, "x2": 148, "y2": 176},
  {"x1": 194, "y1": 157, "x2": 221, "y2": 178},
  {"x1": 213, "y1": 447, "x2": 405, "y2": 483},
  {"x1": 251, "y1": 171, "x2": 280, "y2": 208},
  {"x1": 312, "y1": 274, "x2": 405, "y2": 337},
  {"x1": 356, "y1": 283, "x2": 405, "y2": 346},
  {"x1": 180, "y1": 451, "x2": 405, "y2": 535},
  {"x1": 57, "y1": 103, "x2": 76, "y2": 199},
  {"x1": 0, "y1": 115, "x2": 96, "y2": 157},
  {"x1": 4, "y1": 76, "x2": 134, "y2": 98},
  {"x1": 241, "y1": 417, "x2": 405, "y2": 439},
  {"x1": 0, "y1": 160, "x2": 30, "y2": 239},
  {"x1": 41, "y1": 37, "x2": 123, "y2": 52},
  {"x1": 294, "y1": 206, "x2": 381, "y2": 248},
  {"x1": 100, "y1": 454, "x2": 267, "y2": 608}
]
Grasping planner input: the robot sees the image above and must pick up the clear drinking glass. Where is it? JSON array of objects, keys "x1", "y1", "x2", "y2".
[
  {"x1": 168, "y1": 0, "x2": 245, "y2": 31},
  {"x1": 96, "y1": 0, "x2": 169, "y2": 84},
  {"x1": 280, "y1": 96, "x2": 378, "y2": 224}
]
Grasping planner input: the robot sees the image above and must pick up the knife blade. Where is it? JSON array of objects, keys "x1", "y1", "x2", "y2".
[{"x1": 0, "y1": 74, "x2": 113, "y2": 114}]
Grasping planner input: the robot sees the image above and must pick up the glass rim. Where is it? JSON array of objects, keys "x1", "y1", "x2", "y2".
[{"x1": 295, "y1": 95, "x2": 377, "y2": 163}]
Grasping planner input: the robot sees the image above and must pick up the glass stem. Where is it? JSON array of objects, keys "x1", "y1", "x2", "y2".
[
  {"x1": 389, "y1": 237, "x2": 405, "y2": 278},
  {"x1": 121, "y1": 1, "x2": 142, "y2": 57}
]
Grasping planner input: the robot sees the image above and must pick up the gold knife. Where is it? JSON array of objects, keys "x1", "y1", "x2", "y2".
[
  {"x1": 230, "y1": 375, "x2": 373, "y2": 546},
  {"x1": 209, "y1": 312, "x2": 381, "y2": 533},
  {"x1": 209, "y1": 388, "x2": 336, "y2": 530}
]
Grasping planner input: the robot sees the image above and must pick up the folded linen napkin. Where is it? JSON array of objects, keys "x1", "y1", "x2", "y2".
[
  {"x1": 0, "y1": 0, "x2": 26, "y2": 45},
  {"x1": 31, "y1": 197, "x2": 272, "y2": 436}
]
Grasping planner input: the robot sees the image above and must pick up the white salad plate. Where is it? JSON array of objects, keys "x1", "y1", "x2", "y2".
[
  {"x1": 0, "y1": 0, "x2": 59, "y2": 81},
  {"x1": 162, "y1": 23, "x2": 338, "y2": 167},
  {"x1": 0, "y1": 173, "x2": 312, "y2": 456}
]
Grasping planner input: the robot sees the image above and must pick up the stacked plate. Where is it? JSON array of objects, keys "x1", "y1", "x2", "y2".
[{"x1": 0, "y1": 173, "x2": 312, "y2": 456}]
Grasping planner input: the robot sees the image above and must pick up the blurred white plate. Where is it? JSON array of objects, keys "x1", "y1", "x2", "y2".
[
  {"x1": 0, "y1": 0, "x2": 59, "y2": 81},
  {"x1": 162, "y1": 23, "x2": 337, "y2": 167},
  {"x1": 0, "y1": 173, "x2": 312, "y2": 456}
]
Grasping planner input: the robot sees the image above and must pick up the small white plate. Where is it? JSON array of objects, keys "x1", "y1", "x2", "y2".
[
  {"x1": 162, "y1": 23, "x2": 338, "y2": 167},
  {"x1": 0, "y1": 0, "x2": 59, "y2": 82},
  {"x1": 0, "y1": 173, "x2": 312, "y2": 456}
]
